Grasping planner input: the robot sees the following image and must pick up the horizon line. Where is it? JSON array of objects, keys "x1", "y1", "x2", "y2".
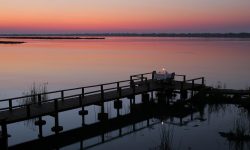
[{"x1": 1, "y1": 32, "x2": 250, "y2": 38}]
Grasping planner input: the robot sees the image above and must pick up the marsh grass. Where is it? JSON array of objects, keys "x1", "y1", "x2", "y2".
[
  {"x1": 214, "y1": 81, "x2": 227, "y2": 89},
  {"x1": 219, "y1": 117, "x2": 250, "y2": 150},
  {"x1": 208, "y1": 103, "x2": 226, "y2": 115},
  {"x1": 20, "y1": 82, "x2": 48, "y2": 130},
  {"x1": 232, "y1": 119, "x2": 250, "y2": 139},
  {"x1": 19, "y1": 82, "x2": 48, "y2": 107},
  {"x1": 220, "y1": 118, "x2": 250, "y2": 139}
]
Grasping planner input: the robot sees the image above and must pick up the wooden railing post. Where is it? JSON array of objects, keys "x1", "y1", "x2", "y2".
[
  {"x1": 202, "y1": 77, "x2": 205, "y2": 86},
  {"x1": 117, "y1": 82, "x2": 121, "y2": 97},
  {"x1": 54, "y1": 99, "x2": 58, "y2": 111},
  {"x1": 33, "y1": 95, "x2": 36, "y2": 103},
  {"x1": 184, "y1": 75, "x2": 186, "y2": 82},
  {"x1": 141, "y1": 74, "x2": 143, "y2": 82},
  {"x1": 191, "y1": 80, "x2": 194, "y2": 97},
  {"x1": 152, "y1": 71, "x2": 156, "y2": 80},
  {"x1": 79, "y1": 95, "x2": 82, "y2": 106},
  {"x1": 38, "y1": 94, "x2": 42, "y2": 105},
  {"x1": 131, "y1": 80, "x2": 135, "y2": 94},
  {"x1": 181, "y1": 81, "x2": 184, "y2": 91},
  {"x1": 61, "y1": 91, "x2": 64, "y2": 101},
  {"x1": 130, "y1": 78, "x2": 134, "y2": 87},
  {"x1": 82, "y1": 88, "x2": 85, "y2": 98},
  {"x1": 117, "y1": 82, "x2": 119, "y2": 91},
  {"x1": 26, "y1": 104, "x2": 31, "y2": 117},
  {"x1": 192, "y1": 80, "x2": 194, "y2": 89},
  {"x1": 146, "y1": 78, "x2": 150, "y2": 91},
  {"x1": 8, "y1": 99, "x2": 12, "y2": 111},
  {"x1": 101, "y1": 85, "x2": 104, "y2": 100}
]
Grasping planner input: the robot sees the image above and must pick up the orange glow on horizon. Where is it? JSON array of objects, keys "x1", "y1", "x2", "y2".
[{"x1": 1, "y1": 0, "x2": 250, "y2": 33}]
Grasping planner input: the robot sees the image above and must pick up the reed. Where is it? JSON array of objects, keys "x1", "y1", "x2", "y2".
[
  {"x1": 20, "y1": 82, "x2": 48, "y2": 106},
  {"x1": 19, "y1": 82, "x2": 48, "y2": 130},
  {"x1": 219, "y1": 118, "x2": 250, "y2": 141}
]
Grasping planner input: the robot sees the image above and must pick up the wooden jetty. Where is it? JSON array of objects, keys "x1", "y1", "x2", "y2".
[
  {"x1": 0, "y1": 72, "x2": 205, "y2": 122},
  {"x1": 2, "y1": 71, "x2": 250, "y2": 149},
  {"x1": 0, "y1": 71, "x2": 207, "y2": 149}
]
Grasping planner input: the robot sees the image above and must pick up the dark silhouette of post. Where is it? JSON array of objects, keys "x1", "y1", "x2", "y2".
[
  {"x1": 8, "y1": 99, "x2": 12, "y2": 111},
  {"x1": 38, "y1": 94, "x2": 42, "y2": 105},
  {"x1": 26, "y1": 104, "x2": 31, "y2": 117},
  {"x1": 98, "y1": 85, "x2": 108, "y2": 121},
  {"x1": 191, "y1": 80, "x2": 194, "y2": 97},
  {"x1": 61, "y1": 91, "x2": 64, "y2": 101},
  {"x1": 51, "y1": 99, "x2": 63, "y2": 134},
  {"x1": 114, "y1": 98, "x2": 122, "y2": 117},
  {"x1": 35, "y1": 116, "x2": 46, "y2": 138}
]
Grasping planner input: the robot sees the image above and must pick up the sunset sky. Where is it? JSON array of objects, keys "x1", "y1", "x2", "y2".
[{"x1": 1, "y1": 0, "x2": 250, "y2": 34}]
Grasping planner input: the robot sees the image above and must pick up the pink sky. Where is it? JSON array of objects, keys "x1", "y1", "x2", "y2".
[{"x1": 1, "y1": 0, "x2": 250, "y2": 33}]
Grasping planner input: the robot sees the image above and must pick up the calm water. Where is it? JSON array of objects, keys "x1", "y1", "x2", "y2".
[{"x1": 1, "y1": 37, "x2": 250, "y2": 149}]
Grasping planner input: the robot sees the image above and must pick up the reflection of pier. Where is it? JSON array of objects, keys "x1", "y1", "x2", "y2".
[
  {"x1": 9, "y1": 102, "x2": 200, "y2": 150},
  {"x1": 0, "y1": 71, "x2": 206, "y2": 149}
]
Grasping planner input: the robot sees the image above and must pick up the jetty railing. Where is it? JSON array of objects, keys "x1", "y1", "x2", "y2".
[
  {"x1": 0, "y1": 71, "x2": 203, "y2": 113},
  {"x1": 0, "y1": 72, "x2": 156, "y2": 112},
  {"x1": 175, "y1": 74, "x2": 186, "y2": 82},
  {"x1": 185, "y1": 77, "x2": 205, "y2": 96},
  {"x1": 186, "y1": 77, "x2": 205, "y2": 87}
]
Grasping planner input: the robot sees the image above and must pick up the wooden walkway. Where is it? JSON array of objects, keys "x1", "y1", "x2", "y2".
[
  {"x1": 2, "y1": 71, "x2": 250, "y2": 150},
  {"x1": 0, "y1": 81, "x2": 201, "y2": 124},
  {"x1": 0, "y1": 72, "x2": 204, "y2": 125}
]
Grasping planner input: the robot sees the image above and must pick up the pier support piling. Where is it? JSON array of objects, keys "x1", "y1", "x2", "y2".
[
  {"x1": 0, "y1": 119, "x2": 8, "y2": 150},
  {"x1": 157, "y1": 91, "x2": 167, "y2": 105},
  {"x1": 150, "y1": 91, "x2": 154, "y2": 102},
  {"x1": 142, "y1": 93, "x2": 150, "y2": 104},
  {"x1": 51, "y1": 112, "x2": 63, "y2": 134},
  {"x1": 79, "y1": 108, "x2": 88, "y2": 126},
  {"x1": 98, "y1": 99, "x2": 108, "y2": 122},
  {"x1": 35, "y1": 117, "x2": 46, "y2": 138},
  {"x1": 114, "y1": 99, "x2": 122, "y2": 117}
]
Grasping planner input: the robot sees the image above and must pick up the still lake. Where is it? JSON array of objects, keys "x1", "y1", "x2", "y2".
[{"x1": 0, "y1": 37, "x2": 250, "y2": 149}]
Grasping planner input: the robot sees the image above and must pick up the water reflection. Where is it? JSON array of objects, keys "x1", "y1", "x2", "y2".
[
  {"x1": 1, "y1": 37, "x2": 250, "y2": 150},
  {"x1": 1, "y1": 37, "x2": 250, "y2": 99},
  {"x1": 149, "y1": 125, "x2": 174, "y2": 150},
  {"x1": 2, "y1": 84, "x2": 250, "y2": 150},
  {"x1": 219, "y1": 110, "x2": 250, "y2": 150}
]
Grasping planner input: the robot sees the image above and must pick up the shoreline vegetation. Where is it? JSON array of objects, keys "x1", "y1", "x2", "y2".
[
  {"x1": 0, "y1": 41, "x2": 25, "y2": 44},
  {"x1": 0, "y1": 33, "x2": 250, "y2": 38}
]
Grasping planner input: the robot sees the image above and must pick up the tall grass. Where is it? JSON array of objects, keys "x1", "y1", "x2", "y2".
[
  {"x1": 20, "y1": 82, "x2": 48, "y2": 106},
  {"x1": 232, "y1": 118, "x2": 249, "y2": 138},
  {"x1": 20, "y1": 82, "x2": 48, "y2": 130}
]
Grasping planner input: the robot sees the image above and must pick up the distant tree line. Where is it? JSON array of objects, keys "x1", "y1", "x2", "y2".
[{"x1": 1, "y1": 33, "x2": 250, "y2": 38}]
